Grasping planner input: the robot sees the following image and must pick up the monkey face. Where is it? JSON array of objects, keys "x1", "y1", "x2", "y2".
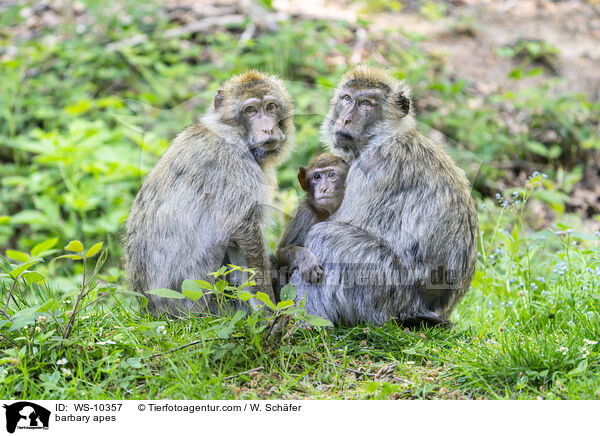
[
  {"x1": 211, "y1": 71, "x2": 294, "y2": 166},
  {"x1": 322, "y1": 66, "x2": 413, "y2": 162},
  {"x1": 330, "y1": 86, "x2": 387, "y2": 157},
  {"x1": 299, "y1": 157, "x2": 348, "y2": 215},
  {"x1": 238, "y1": 95, "x2": 287, "y2": 163}
]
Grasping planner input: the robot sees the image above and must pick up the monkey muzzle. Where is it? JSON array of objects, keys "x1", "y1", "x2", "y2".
[{"x1": 334, "y1": 131, "x2": 356, "y2": 149}]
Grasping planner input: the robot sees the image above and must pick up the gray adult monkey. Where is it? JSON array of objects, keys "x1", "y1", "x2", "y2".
[
  {"x1": 125, "y1": 71, "x2": 294, "y2": 316},
  {"x1": 291, "y1": 65, "x2": 478, "y2": 327}
]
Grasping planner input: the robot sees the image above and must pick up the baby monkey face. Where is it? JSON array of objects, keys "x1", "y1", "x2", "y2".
[{"x1": 307, "y1": 165, "x2": 346, "y2": 214}]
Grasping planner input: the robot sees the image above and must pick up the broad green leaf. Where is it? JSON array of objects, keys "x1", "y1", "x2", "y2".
[
  {"x1": 39, "y1": 300, "x2": 54, "y2": 311},
  {"x1": 237, "y1": 291, "x2": 254, "y2": 301},
  {"x1": 147, "y1": 288, "x2": 186, "y2": 299},
  {"x1": 280, "y1": 283, "x2": 297, "y2": 301},
  {"x1": 181, "y1": 280, "x2": 205, "y2": 301},
  {"x1": 22, "y1": 271, "x2": 45, "y2": 284},
  {"x1": 276, "y1": 300, "x2": 295, "y2": 309},
  {"x1": 6, "y1": 250, "x2": 29, "y2": 263},
  {"x1": 255, "y1": 292, "x2": 277, "y2": 310},
  {"x1": 182, "y1": 289, "x2": 204, "y2": 301},
  {"x1": 85, "y1": 242, "x2": 103, "y2": 258},
  {"x1": 182, "y1": 279, "x2": 204, "y2": 293},
  {"x1": 10, "y1": 307, "x2": 40, "y2": 331},
  {"x1": 214, "y1": 279, "x2": 226, "y2": 293},
  {"x1": 196, "y1": 280, "x2": 214, "y2": 290},
  {"x1": 31, "y1": 237, "x2": 58, "y2": 257},
  {"x1": 0, "y1": 216, "x2": 10, "y2": 225},
  {"x1": 64, "y1": 240, "x2": 84, "y2": 252},
  {"x1": 10, "y1": 260, "x2": 42, "y2": 278},
  {"x1": 126, "y1": 357, "x2": 142, "y2": 369},
  {"x1": 305, "y1": 314, "x2": 333, "y2": 327}
]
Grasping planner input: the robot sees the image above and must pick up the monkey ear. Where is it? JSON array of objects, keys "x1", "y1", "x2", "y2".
[
  {"x1": 213, "y1": 89, "x2": 225, "y2": 111},
  {"x1": 298, "y1": 167, "x2": 307, "y2": 191},
  {"x1": 395, "y1": 93, "x2": 411, "y2": 115}
]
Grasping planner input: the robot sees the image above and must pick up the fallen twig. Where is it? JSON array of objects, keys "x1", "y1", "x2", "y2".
[{"x1": 145, "y1": 339, "x2": 204, "y2": 360}]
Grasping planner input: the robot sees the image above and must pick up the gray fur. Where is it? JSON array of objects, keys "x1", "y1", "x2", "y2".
[
  {"x1": 291, "y1": 66, "x2": 478, "y2": 327},
  {"x1": 125, "y1": 71, "x2": 294, "y2": 317}
]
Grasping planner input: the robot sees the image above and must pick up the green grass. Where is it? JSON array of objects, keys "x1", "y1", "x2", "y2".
[{"x1": 1, "y1": 0, "x2": 599, "y2": 400}]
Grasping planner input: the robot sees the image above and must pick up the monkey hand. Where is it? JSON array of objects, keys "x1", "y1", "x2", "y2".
[{"x1": 297, "y1": 248, "x2": 324, "y2": 284}]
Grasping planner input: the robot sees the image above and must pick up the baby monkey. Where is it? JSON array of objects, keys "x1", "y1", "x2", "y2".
[{"x1": 276, "y1": 153, "x2": 349, "y2": 284}]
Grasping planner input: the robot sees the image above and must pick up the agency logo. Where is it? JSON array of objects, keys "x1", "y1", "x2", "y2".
[{"x1": 2, "y1": 402, "x2": 50, "y2": 434}]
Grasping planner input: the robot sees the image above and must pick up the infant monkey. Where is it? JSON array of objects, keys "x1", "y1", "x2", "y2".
[{"x1": 276, "y1": 153, "x2": 349, "y2": 284}]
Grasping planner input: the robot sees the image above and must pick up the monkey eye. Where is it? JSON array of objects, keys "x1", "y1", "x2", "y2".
[
  {"x1": 341, "y1": 94, "x2": 351, "y2": 102},
  {"x1": 313, "y1": 173, "x2": 321, "y2": 181},
  {"x1": 266, "y1": 102, "x2": 278, "y2": 111},
  {"x1": 328, "y1": 171, "x2": 336, "y2": 178},
  {"x1": 360, "y1": 100, "x2": 372, "y2": 107},
  {"x1": 244, "y1": 106, "x2": 257, "y2": 115}
]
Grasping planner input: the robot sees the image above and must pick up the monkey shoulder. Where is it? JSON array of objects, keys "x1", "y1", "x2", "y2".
[{"x1": 280, "y1": 199, "x2": 320, "y2": 247}]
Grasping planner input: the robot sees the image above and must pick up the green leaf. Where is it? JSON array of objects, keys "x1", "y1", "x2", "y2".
[
  {"x1": 276, "y1": 300, "x2": 295, "y2": 309},
  {"x1": 126, "y1": 357, "x2": 142, "y2": 369},
  {"x1": 31, "y1": 237, "x2": 58, "y2": 257},
  {"x1": 569, "y1": 359, "x2": 588, "y2": 376},
  {"x1": 55, "y1": 254, "x2": 83, "y2": 260},
  {"x1": 147, "y1": 288, "x2": 185, "y2": 299},
  {"x1": 214, "y1": 279, "x2": 226, "y2": 293},
  {"x1": 9, "y1": 260, "x2": 42, "y2": 278},
  {"x1": 64, "y1": 240, "x2": 84, "y2": 252},
  {"x1": 305, "y1": 314, "x2": 333, "y2": 327},
  {"x1": 39, "y1": 300, "x2": 54, "y2": 312},
  {"x1": 182, "y1": 289, "x2": 204, "y2": 301},
  {"x1": 237, "y1": 291, "x2": 255, "y2": 301},
  {"x1": 85, "y1": 242, "x2": 103, "y2": 258},
  {"x1": 255, "y1": 292, "x2": 277, "y2": 310},
  {"x1": 525, "y1": 141, "x2": 549, "y2": 157},
  {"x1": 182, "y1": 279, "x2": 205, "y2": 293},
  {"x1": 181, "y1": 279, "x2": 204, "y2": 301},
  {"x1": 6, "y1": 250, "x2": 29, "y2": 263},
  {"x1": 280, "y1": 283, "x2": 297, "y2": 301},
  {"x1": 22, "y1": 271, "x2": 45, "y2": 284},
  {"x1": 196, "y1": 280, "x2": 214, "y2": 290},
  {"x1": 10, "y1": 307, "x2": 40, "y2": 331}
]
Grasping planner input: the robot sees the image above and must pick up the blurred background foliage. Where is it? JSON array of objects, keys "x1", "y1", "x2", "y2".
[
  {"x1": 1, "y1": 0, "x2": 600, "y2": 400},
  {"x1": 0, "y1": 0, "x2": 599, "y2": 281}
]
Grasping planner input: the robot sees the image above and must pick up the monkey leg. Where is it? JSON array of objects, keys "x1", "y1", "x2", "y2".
[{"x1": 291, "y1": 221, "x2": 447, "y2": 326}]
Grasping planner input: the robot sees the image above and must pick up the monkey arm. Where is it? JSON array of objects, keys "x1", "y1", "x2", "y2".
[
  {"x1": 276, "y1": 201, "x2": 323, "y2": 283},
  {"x1": 232, "y1": 204, "x2": 276, "y2": 304}
]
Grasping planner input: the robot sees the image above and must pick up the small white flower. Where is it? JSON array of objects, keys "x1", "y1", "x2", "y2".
[
  {"x1": 581, "y1": 347, "x2": 590, "y2": 359},
  {"x1": 64, "y1": 299, "x2": 71, "y2": 304},
  {"x1": 405, "y1": 361, "x2": 416, "y2": 365},
  {"x1": 157, "y1": 325, "x2": 167, "y2": 335},
  {"x1": 61, "y1": 368, "x2": 72, "y2": 376},
  {"x1": 57, "y1": 358, "x2": 68, "y2": 365},
  {"x1": 558, "y1": 347, "x2": 568, "y2": 356},
  {"x1": 583, "y1": 339, "x2": 598, "y2": 345}
]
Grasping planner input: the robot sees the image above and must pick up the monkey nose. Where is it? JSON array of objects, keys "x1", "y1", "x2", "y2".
[{"x1": 262, "y1": 129, "x2": 274, "y2": 135}]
